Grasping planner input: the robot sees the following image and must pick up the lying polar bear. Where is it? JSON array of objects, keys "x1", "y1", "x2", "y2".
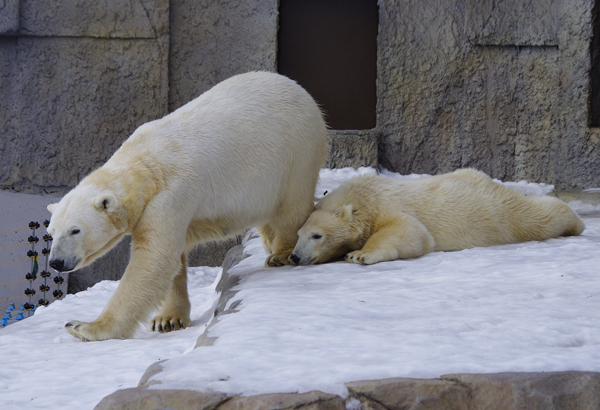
[
  {"x1": 290, "y1": 169, "x2": 585, "y2": 265},
  {"x1": 46, "y1": 72, "x2": 327, "y2": 341}
]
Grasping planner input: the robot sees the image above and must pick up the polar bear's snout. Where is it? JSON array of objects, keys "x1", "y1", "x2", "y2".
[
  {"x1": 289, "y1": 254, "x2": 300, "y2": 264},
  {"x1": 49, "y1": 257, "x2": 78, "y2": 272},
  {"x1": 289, "y1": 252, "x2": 314, "y2": 265},
  {"x1": 49, "y1": 258, "x2": 65, "y2": 271},
  {"x1": 49, "y1": 244, "x2": 80, "y2": 272}
]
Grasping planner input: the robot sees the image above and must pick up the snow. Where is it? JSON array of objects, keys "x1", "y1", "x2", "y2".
[{"x1": 2, "y1": 167, "x2": 600, "y2": 409}]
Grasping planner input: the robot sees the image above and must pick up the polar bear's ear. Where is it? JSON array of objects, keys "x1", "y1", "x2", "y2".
[
  {"x1": 339, "y1": 204, "x2": 354, "y2": 220},
  {"x1": 47, "y1": 203, "x2": 57, "y2": 214},
  {"x1": 94, "y1": 194, "x2": 119, "y2": 212}
]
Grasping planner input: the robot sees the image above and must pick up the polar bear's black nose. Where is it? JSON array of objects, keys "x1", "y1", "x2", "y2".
[
  {"x1": 290, "y1": 254, "x2": 300, "y2": 265},
  {"x1": 50, "y1": 259, "x2": 65, "y2": 271}
]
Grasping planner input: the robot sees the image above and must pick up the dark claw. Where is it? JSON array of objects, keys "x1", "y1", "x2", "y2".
[
  {"x1": 74, "y1": 325, "x2": 81, "y2": 330},
  {"x1": 65, "y1": 322, "x2": 73, "y2": 328},
  {"x1": 151, "y1": 322, "x2": 156, "y2": 332}
]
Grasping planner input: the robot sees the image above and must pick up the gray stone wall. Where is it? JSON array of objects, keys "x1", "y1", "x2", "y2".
[
  {"x1": 3, "y1": 0, "x2": 599, "y2": 190},
  {"x1": 1, "y1": 0, "x2": 170, "y2": 194},
  {"x1": 168, "y1": 0, "x2": 278, "y2": 111},
  {"x1": 377, "y1": 0, "x2": 600, "y2": 190}
]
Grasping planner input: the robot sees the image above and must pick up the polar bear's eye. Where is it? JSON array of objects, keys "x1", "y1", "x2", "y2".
[
  {"x1": 311, "y1": 233, "x2": 322, "y2": 240},
  {"x1": 71, "y1": 229, "x2": 81, "y2": 235}
]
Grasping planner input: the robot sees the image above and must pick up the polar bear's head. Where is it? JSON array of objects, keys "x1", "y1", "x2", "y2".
[
  {"x1": 46, "y1": 186, "x2": 128, "y2": 272},
  {"x1": 290, "y1": 204, "x2": 358, "y2": 265}
]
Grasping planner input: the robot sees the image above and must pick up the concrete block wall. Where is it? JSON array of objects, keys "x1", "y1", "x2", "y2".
[
  {"x1": 377, "y1": 0, "x2": 600, "y2": 190},
  {"x1": 0, "y1": 0, "x2": 170, "y2": 193}
]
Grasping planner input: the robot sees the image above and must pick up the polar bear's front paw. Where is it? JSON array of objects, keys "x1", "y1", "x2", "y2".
[
  {"x1": 345, "y1": 250, "x2": 384, "y2": 265},
  {"x1": 150, "y1": 315, "x2": 192, "y2": 333},
  {"x1": 65, "y1": 320, "x2": 116, "y2": 342},
  {"x1": 265, "y1": 252, "x2": 293, "y2": 267},
  {"x1": 65, "y1": 321, "x2": 93, "y2": 341}
]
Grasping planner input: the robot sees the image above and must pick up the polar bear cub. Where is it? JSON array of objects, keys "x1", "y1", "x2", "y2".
[
  {"x1": 290, "y1": 169, "x2": 585, "y2": 265},
  {"x1": 47, "y1": 72, "x2": 327, "y2": 341}
]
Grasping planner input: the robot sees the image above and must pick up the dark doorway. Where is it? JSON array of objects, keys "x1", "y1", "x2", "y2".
[
  {"x1": 591, "y1": 0, "x2": 600, "y2": 127},
  {"x1": 277, "y1": 0, "x2": 378, "y2": 130}
]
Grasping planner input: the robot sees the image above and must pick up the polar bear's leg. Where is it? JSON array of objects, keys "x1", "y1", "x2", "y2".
[
  {"x1": 149, "y1": 253, "x2": 192, "y2": 333},
  {"x1": 346, "y1": 213, "x2": 435, "y2": 265},
  {"x1": 264, "y1": 220, "x2": 298, "y2": 267},
  {"x1": 257, "y1": 224, "x2": 275, "y2": 254},
  {"x1": 65, "y1": 237, "x2": 183, "y2": 341},
  {"x1": 264, "y1": 201, "x2": 314, "y2": 267}
]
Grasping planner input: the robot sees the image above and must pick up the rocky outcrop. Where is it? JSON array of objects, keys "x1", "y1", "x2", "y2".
[
  {"x1": 96, "y1": 372, "x2": 600, "y2": 410},
  {"x1": 347, "y1": 372, "x2": 600, "y2": 410},
  {"x1": 95, "y1": 389, "x2": 344, "y2": 410}
]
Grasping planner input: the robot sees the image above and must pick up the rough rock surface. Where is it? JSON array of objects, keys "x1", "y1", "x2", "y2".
[
  {"x1": 0, "y1": 0, "x2": 169, "y2": 194},
  {"x1": 347, "y1": 372, "x2": 600, "y2": 409},
  {"x1": 97, "y1": 372, "x2": 600, "y2": 410},
  {"x1": 377, "y1": 0, "x2": 600, "y2": 190},
  {"x1": 95, "y1": 389, "x2": 344, "y2": 410},
  {"x1": 168, "y1": 0, "x2": 278, "y2": 111},
  {"x1": 326, "y1": 130, "x2": 378, "y2": 170}
]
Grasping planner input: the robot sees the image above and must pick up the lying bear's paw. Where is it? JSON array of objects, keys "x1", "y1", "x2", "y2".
[
  {"x1": 345, "y1": 250, "x2": 383, "y2": 265},
  {"x1": 265, "y1": 252, "x2": 293, "y2": 268},
  {"x1": 150, "y1": 315, "x2": 192, "y2": 333}
]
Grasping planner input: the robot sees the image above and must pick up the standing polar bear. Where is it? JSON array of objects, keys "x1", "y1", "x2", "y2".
[
  {"x1": 47, "y1": 72, "x2": 327, "y2": 341},
  {"x1": 290, "y1": 169, "x2": 585, "y2": 265}
]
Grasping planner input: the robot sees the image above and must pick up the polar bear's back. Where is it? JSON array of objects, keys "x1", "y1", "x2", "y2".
[
  {"x1": 333, "y1": 169, "x2": 584, "y2": 252},
  {"x1": 109, "y1": 72, "x2": 327, "y2": 227},
  {"x1": 392, "y1": 169, "x2": 583, "y2": 250}
]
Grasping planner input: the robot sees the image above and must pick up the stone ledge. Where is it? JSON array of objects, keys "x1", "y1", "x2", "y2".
[
  {"x1": 347, "y1": 372, "x2": 600, "y2": 410},
  {"x1": 96, "y1": 372, "x2": 600, "y2": 410}
]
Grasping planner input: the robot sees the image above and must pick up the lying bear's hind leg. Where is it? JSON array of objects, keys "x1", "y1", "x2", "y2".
[
  {"x1": 346, "y1": 213, "x2": 435, "y2": 265},
  {"x1": 150, "y1": 253, "x2": 192, "y2": 333}
]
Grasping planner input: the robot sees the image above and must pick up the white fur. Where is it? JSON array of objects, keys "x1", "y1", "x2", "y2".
[
  {"x1": 47, "y1": 72, "x2": 327, "y2": 341},
  {"x1": 291, "y1": 169, "x2": 585, "y2": 265}
]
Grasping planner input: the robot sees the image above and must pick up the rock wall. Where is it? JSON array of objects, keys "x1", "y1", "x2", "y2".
[
  {"x1": 377, "y1": 0, "x2": 600, "y2": 190},
  {"x1": 3, "y1": 0, "x2": 600, "y2": 189},
  {"x1": 0, "y1": 0, "x2": 170, "y2": 193}
]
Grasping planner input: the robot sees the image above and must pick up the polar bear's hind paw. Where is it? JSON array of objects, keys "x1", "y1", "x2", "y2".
[{"x1": 150, "y1": 315, "x2": 191, "y2": 333}]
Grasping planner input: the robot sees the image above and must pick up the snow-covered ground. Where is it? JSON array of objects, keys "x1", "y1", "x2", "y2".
[{"x1": 2, "y1": 167, "x2": 600, "y2": 410}]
